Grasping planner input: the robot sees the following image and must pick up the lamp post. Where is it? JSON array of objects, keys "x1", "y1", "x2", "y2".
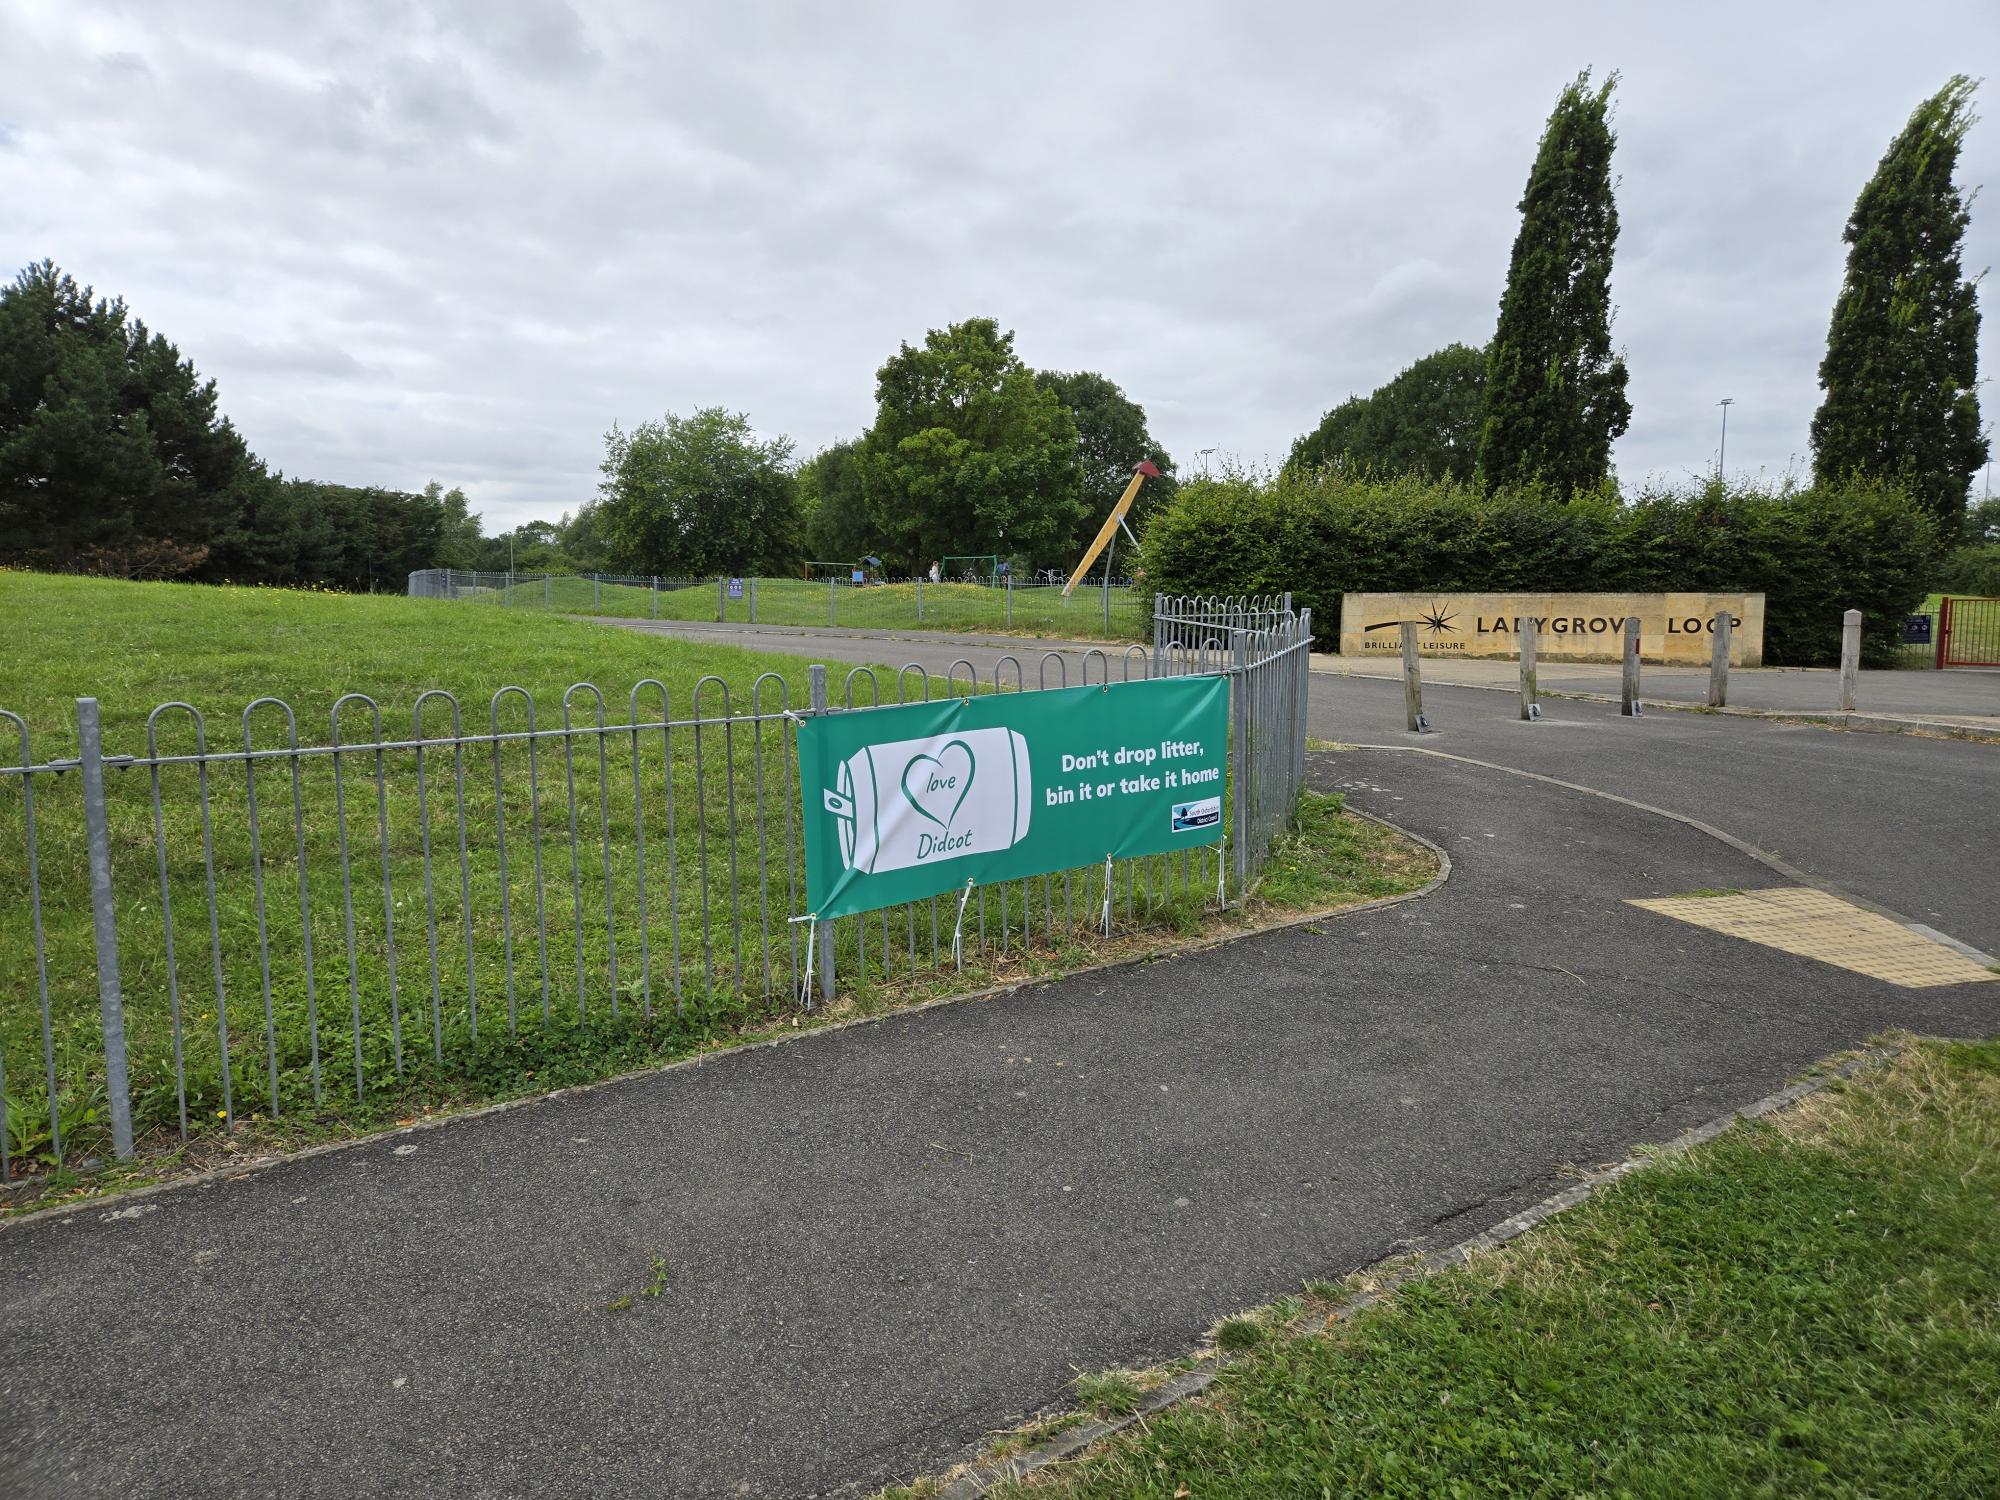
[
  {"x1": 1198, "y1": 447, "x2": 1217, "y2": 477},
  {"x1": 1716, "y1": 398, "x2": 1735, "y2": 480}
]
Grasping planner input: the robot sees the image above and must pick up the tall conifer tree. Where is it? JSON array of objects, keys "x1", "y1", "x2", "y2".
[
  {"x1": 1478, "y1": 71, "x2": 1631, "y2": 496},
  {"x1": 1811, "y1": 77, "x2": 1986, "y2": 531}
]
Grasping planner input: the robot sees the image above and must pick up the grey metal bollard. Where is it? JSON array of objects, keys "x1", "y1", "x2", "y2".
[
  {"x1": 1400, "y1": 621, "x2": 1429, "y2": 733},
  {"x1": 1621, "y1": 617, "x2": 1642, "y2": 716},
  {"x1": 76, "y1": 697, "x2": 135, "y2": 1160},
  {"x1": 1519, "y1": 615, "x2": 1540, "y2": 720},
  {"x1": 807, "y1": 664, "x2": 835, "y2": 1005},
  {"x1": 1708, "y1": 609, "x2": 1732, "y2": 707},
  {"x1": 1840, "y1": 609, "x2": 1862, "y2": 711}
]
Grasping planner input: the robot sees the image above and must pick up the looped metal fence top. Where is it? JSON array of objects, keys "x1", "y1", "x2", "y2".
[{"x1": 0, "y1": 596, "x2": 1310, "y2": 1177}]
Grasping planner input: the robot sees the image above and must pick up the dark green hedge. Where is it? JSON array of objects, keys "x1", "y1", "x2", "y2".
[{"x1": 1139, "y1": 473, "x2": 1941, "y2": 667}]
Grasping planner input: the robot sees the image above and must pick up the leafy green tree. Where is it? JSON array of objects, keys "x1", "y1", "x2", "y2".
[
  {"x1": 423, "y1": 480, "x2": 484, "y2": 569},
  {"x1": 1478, "y1": 72, "x2": 1631, "y2": 496},
  {"x1": 0, "y1": 260, "x2": 267, "y2": 572},
  {"x1": 1811, "y1": 77, "x2": 1987, "y2": 530},
  {"x1": 798, "y1": 438, "x2": 880, "y2": 564},
  {"x1": 597, "y1": 407, "x2": 799, "y2": 576},
  {"x1": 1287, "y1": 344, "x2": 1486, "y2": 482},
  {"x1": 861, "y1": 318, "x2": 1082, "y2": 571},
  {"x1": 1034, "y1": 370, "x2": 1177, "y2": 564}
]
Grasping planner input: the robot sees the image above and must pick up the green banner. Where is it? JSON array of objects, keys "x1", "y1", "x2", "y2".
[{"x1": 798, "y1": 676, "x2": 1228, "y2": 920}]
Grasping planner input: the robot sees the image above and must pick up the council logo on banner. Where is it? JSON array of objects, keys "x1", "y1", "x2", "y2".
[
  {"x1": 821, "y1": 728, "x2": 1033, "y2": 875},
  {"x1": 1171, "y1": 796, "x2": 1220, "y2": 832}
]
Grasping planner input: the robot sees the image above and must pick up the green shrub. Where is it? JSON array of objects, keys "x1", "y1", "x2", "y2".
[{"x1": 1141, "y1": 471, "x2": 1940, "y2": 667}]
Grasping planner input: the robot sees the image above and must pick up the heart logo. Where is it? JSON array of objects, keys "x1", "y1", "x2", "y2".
[{"x1": 901, "y1": 739, "x2": 975, "y2": 830}]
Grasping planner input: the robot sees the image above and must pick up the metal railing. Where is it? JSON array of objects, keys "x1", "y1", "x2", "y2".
[
  {"x1": 406, "y1": 569, "x2": 1150, "y2": 640},
  {"x1": 2, "y1": 598, "x2": 1312, "y2": 1178}
]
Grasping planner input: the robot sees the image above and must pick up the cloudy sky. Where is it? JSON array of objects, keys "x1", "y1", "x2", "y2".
[{"x1": 4, "y1": 2, "x2": 1996, "y2": 531}]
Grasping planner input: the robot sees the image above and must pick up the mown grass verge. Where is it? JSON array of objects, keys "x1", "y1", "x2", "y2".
[
  {"x1": 924, "y1": 1036, "x2": 2000, "y2": 1499},
  {"x1": 471, "y1": 573, "x2": 1150, "y2": 642}
]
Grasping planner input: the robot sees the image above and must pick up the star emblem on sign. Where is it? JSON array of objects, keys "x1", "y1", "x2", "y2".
[{"x1": 1420, "y1": 602, "x2": 1458, "y2": 636}]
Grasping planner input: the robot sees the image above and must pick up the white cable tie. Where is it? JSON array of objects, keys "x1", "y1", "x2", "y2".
[
  {"x1": 951, "y1": 877, "x2": 975, "y2": 971},
  {"x1": 1101, "y1": 853, "x2": 1114, "y2": 936},
  {"x1": 796, "y1": 913, "x2": 818, "y2": 1006},
  {"x1": 1217, "y1": 834, "x2": 1227, "y2": 908}
]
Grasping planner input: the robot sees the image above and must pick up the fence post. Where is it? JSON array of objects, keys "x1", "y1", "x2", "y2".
[
  {"x1": 808, "y1": 664, "x2": 836, "y2": 1005},
  {"x1": 1840, "y1": 608, "x2": 1862, "y2": 711},
  {"x1": 916, "y1": 577, "x2": 923, "y2": 624},
  {"x1": 652, "y1": 577, "x2": 659, "y2": 619},
  {"x1": 76, "y1": 697, "x2": 135, "y2": 1161},
  {"x1": 1231, "y1": 629, "x2": 1250, "y2": 901},
  {"x1": 1519, "y1": 615, "x2": 1539, "y2": 721},
  {"x1": 750, "y1": 576, "x2": 758, "y2": 624},
  {"x1": 544, "y1": 575, "x2": 550, "y2": 609},
  {"x1": 828, "y1": 577, "x2": 837, "y2": 627},
  {"x1": 1400, "y1": 621, "x2": 1428, "y2": 733},
  {"x1": 593, "y1": 573, "x2": 601, "y2": 611},
  {"x1": 1708, "y1": 609, "x2": 1732, "y2": 707},
  {"x1": 717, "y1": 576, "x2": 727, "y2": 624},
  {"x1": 1621, "y1": 617, "x2": 1642, "y2": 716},
  {"x1": 1005, "y1": 574, "x2": 1013, "y2": 629}
]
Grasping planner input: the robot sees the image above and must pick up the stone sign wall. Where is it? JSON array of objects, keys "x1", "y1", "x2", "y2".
[{"x1": 1337, "y1": 592, "x2": 1766, "y2": 665}]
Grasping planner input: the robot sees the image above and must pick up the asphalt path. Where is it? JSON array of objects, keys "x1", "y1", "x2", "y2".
[
  {"x1": 4, "y1": 738, "x2": 1995, "y2": 1497},
  {"x1": 610, "y1": 620, "x2": 2000, "y2": 957}
]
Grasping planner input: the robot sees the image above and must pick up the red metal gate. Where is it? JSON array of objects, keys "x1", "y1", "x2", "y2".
[{"x1": 1937, "y1": 595, "x2": 2000, "y2": 667}]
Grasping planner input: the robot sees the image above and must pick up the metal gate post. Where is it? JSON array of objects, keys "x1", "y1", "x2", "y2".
[
  {"x1": 807, "y1": 665, "x2": 835, "y2": 1005},
  {"x1": 1707, "y1": 609, "x2": 1731, "y2": 707},
  {"x1": 750, "y1": 577, "x2": 758, "y2": 623},
  {"x1": 718, "y1": 576, "x2": 727, "y2": 624},
  {"x1": 1231, "y1": 629, "x2": 1250, "y2": 902},
  {"x1": 1400, "y1": 621, "x2": 1428, "y2": 733},
  {"x1": 915, "y1": 577, "x2": 923, "y2": 624},
  {"x1": 1005, "y1": 574, "x2": 1012, "y2": 628},
  {"x1": 652, "y1": 576, "x2": 659, "y2": 619},
  {"x1": 544, "y1": 575, "x2": 550, "y2": 608},
  {"x1": 1936, "y1": 596, "x2": 1951, "y2": 669},
  {"x1": 828, "y1": 577, "x2": 837, "y2": 627},
  {"x1": 1621, "y1": 618, "x2": 1642, "y2": 716},
  {"x1": 1519, "y1": 615, "x2": 1539, "y2": 720},
  {"x1": 76, "y1": 698, "x2": 135, "y2": 1160},
  {"x1": 1839, "y1": 609, "x2": 1862, "y2": 711}
]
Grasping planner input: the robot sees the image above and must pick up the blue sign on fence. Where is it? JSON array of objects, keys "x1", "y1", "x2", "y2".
[
  {"x1": 1904, "y1": 614, "x2": 1932, "y2": 645},
  {"x1": 728, "y1": 578, "x2": 744, "y2": 599}
]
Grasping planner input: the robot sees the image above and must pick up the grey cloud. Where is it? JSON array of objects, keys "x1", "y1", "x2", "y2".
[{"x1": 1, "y1": 0, "x2": 1994, "y2": 528}]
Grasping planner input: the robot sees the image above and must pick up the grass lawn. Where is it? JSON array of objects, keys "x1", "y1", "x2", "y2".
[
  {"x1": 966, "y1": 1037, "x2": 2000, "y2": 1499},
  {"x1": 0, "y1": 573, "x2": 1428, "y2": 1202},
  {"x1": 458, "y1": 573, "x2": 1151, "y2": 641}
]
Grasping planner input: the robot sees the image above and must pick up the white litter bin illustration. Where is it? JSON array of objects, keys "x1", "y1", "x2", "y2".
[{"x1": 821, "y1": 728, "x2": 1034, "y2": 875}]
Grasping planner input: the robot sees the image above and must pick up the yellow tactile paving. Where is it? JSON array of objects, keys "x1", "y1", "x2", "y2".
[{"x1": 1627, "y1": 886, "x2": 1997, "y2": 989}]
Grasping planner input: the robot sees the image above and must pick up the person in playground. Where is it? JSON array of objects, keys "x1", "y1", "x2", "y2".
[{"x1": 929, "y1": 559, "x2": 941, "y2": 584}]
